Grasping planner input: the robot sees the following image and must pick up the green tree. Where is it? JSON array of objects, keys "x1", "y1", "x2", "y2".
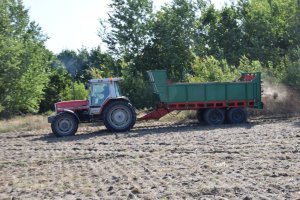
[
  {"x1": 188, "y1": 55, "x2": 266, "y2": 83},
  {"x1": 39, "y1": 62, "x2": 73, "y2": 112},
  {"x1": 57, "y1": 47, "x2": 118, "y2": 82},
  {"x1": 83, "y1": 47, "x2": 119, "y2": 79},
  {"x1": 99, "y1": 0, "x2": 206, "y2": 107},
  {"x1": 140, "y1": 0, "x2": 204, "y2": 80},
  {"x1": 60, "y1": 82, "x2": 88, "y2": 101},
  {"x1": 57, "y1": 49, "x2": 83, "y2": 80},
  {"x1": 188, "y1": 56, "x2": 236, "y2": 82},
  {"x1": 239, "y1": 0, "x2": 299, "y2": 64},
  {"x1": 98, "y1": 0, "x2": 300, "y2": 108},
  {"x1": 100, "y1": 0, "x2": 153, "y2": 65},
  {"x1": 283, "y1": 48, "x2": 300, "y2": 89},
  {"x1": 0, "y1": 0, "x2": 52, "y2": 117},
  {"x1": 199, "y1": 5, "x2": 244, "y2": 65}
]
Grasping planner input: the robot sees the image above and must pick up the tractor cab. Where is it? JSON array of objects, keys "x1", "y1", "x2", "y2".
[{"x1": 88, "y1": 78, "x2": 122, "y2": 114}]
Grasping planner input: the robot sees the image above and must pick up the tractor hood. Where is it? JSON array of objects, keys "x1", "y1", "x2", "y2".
[{"x1": 55, "y1": 100, "x2": 89, "y2": 113}]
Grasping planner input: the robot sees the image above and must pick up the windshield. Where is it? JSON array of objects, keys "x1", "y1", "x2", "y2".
[{"x1": 90, "y1": 83, "x2": 109, "y2": 106}]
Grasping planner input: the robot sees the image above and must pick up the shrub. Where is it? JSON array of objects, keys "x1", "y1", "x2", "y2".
[
  {"x1": 60, "y1": 82, "x2": 88, "y2": 101},
  {"x1": 283, "y1": 48, "x2": 300, "y2": 90},
  {"x1": 188, "y1": 56, "x2": 237, "y2": 82},
  {"x1": 119, "y1": 75, "x2": 154, "y2": 109}
]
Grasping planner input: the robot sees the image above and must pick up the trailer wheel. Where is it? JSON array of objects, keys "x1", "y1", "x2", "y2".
[
  {"x1": 204, "y1": 109, "x2": 225, "y2": 125},
  {"x1": 196, "y1": 109, "x2": 205, "y2": 123},
  {"x1": 51, "y1": 113, "x2": 78, "y2": 137},
  {"x1": 227, "y1": 108, "x2": 247, "y2": 124},
  {"x1": 103, "y1": 101, "x2": 136, "y2": 132}
]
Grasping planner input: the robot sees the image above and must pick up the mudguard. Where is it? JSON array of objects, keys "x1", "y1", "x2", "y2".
[
  {"x1": 100, "y1": 96, "x2": 131, "y2": 112},
  {"x1": 48, "y1": 109, "x2": 80, "y2": 123}
]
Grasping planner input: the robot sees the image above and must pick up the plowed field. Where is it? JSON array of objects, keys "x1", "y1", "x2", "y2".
[{"x1": 1, "y1": 117, "x2": 300, "y2": 199}]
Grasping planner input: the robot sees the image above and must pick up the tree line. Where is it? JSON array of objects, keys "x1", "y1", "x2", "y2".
[{"x1": 0, "y1": 0, "x2": 299, "y2": 118}]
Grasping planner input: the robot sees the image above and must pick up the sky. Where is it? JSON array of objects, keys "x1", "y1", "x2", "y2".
[{"x1": 23, "y1": 0, "x2": 230, "y2": 54}]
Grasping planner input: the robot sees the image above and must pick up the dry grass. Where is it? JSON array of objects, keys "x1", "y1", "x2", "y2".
[
  {"x1": 137, "y1": 108, "x2": 197, "y2": 123},
  {"x1": 0, "y1": 115, "x2": 49, "y2": 133},
  {"x1": 160, "y1": 110, "x2": 196, "y2": 122}
]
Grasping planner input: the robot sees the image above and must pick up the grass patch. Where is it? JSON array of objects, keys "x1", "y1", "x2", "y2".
[{"x1": 0, "y1": 115, "x2": 49, "y2": 133}]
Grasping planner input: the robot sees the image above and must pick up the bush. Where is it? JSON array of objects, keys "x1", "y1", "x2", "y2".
[
  {"x1": 60, "y1": 82, "x2": 88, "y2": 101},
  {"x1": 187, "y1": 55, "x2": 281, "y2": 84},
  {"x1": 238, "y1": 56, "x2": 264, "y2": 74},
  {"x1": 0, "y1": 1, "x2": 52, "y2": 118},
  {"x1": 284, "y1": 62, "x2": 300, "y2": 89},
  {"x1": 119, "y1": 76, "x2": 154, "y2": 109},
  {"x1": 188, "y1": 56, "x2": 237, "y2": 82},
  {"x1": 39, "y1": 67, "x2": 73, "y2": 112},
  {"x1": 283, "y1": 48, "x2": 300, "y2": 90}
]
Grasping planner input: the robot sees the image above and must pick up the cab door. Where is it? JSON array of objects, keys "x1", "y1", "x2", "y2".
[{"x1": 89, "y1": 82, "x2": 110, "y2": 114}]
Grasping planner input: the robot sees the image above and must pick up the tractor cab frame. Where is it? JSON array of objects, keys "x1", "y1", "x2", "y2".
[{"x1": 88, "y1": 78, "x2": 122, "y2": 115}]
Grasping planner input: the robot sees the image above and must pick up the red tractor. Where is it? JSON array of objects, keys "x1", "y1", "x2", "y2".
[{"x1": 48, "y1": 77, "x2": 136, "y2": 137}]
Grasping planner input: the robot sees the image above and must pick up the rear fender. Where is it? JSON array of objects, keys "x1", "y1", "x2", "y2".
[
  {"x1": 101, "y1": 97, "x2": 132, "y2": 113},
  {"x1": 105, "y1": 96, "x2": 130, "y2": 104}
]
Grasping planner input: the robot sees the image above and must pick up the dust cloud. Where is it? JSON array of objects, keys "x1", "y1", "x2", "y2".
[{"x1": 260, "y1": 80, "x2": 300, "y2": 116}]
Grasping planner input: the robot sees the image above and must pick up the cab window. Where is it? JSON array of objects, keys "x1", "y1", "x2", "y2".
[
  {"x1": 114, "y1": 82, "x2": 122, "y2": 97},
  {"x1": 90, "y1": 83, "x2": 109, "y2": 106}
]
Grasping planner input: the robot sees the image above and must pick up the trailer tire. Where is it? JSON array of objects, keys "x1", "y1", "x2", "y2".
[
  {"x1": 204, "y1": 109, "x2": 225, "y2": 125},
  {"x1": 51, "y1": 113, "x2": 78, "y2": 137},
  {"x1": 227, "y1": 108, "x2": 247, "y2": 124},
  {"x1": 196, "y1": 109, "x2": 205, "y2": 123},
  {"x1": 103, "y1": 101, "x2": 136, "y2": 132}
]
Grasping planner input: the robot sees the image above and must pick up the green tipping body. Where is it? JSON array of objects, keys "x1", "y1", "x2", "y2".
[{"x1": 147, "y1": 70, "x2": 263, "y2": 109}]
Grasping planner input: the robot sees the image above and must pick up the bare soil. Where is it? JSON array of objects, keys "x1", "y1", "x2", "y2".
[{"x1": 1, "y1": 117, "x2": 300, "y2": 199}]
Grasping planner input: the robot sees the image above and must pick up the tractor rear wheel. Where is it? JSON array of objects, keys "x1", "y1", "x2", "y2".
[
  {"x1": 51, "y1": 113, "x2": 78, "y2": 137},
  {"x1": 103, "y1": 101, "x2": 136, "y2": 132},
  {"x1": 227, "y1": 108, "x2": 247, "y2": 124},
  {"x1": 204, "y1": 108, "x2": 225, "y2": 125}
]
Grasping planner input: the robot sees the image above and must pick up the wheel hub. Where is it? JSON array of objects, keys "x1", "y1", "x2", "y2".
[
  {"x1": 210, "y1": 111, "x2": 221, "y2": 122},
  {"x1": 233, "y1": 111, "x2": 242, "y2": 120},
  {"x1": 111, "y1": 108, "x2": 129, "y2": 127},
  {"x1": 113, "y1": 110, "x2": 126, "y2": 123},
  {"x1": 58, "y1": 119, "x2": 72, "y2": 132}
]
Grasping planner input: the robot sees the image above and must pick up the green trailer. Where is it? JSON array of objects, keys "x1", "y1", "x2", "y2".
[{"x1": 140, "y1": 70, "x2": 263, "y2": 125}]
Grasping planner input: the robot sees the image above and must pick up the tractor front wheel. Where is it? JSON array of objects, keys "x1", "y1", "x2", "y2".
[
  {"x1": 51, "y1": 113, "x2": 78, "y2": 137},
  {"x1": 103, "y1": 101, "x2": 136, "y2": 132}
]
